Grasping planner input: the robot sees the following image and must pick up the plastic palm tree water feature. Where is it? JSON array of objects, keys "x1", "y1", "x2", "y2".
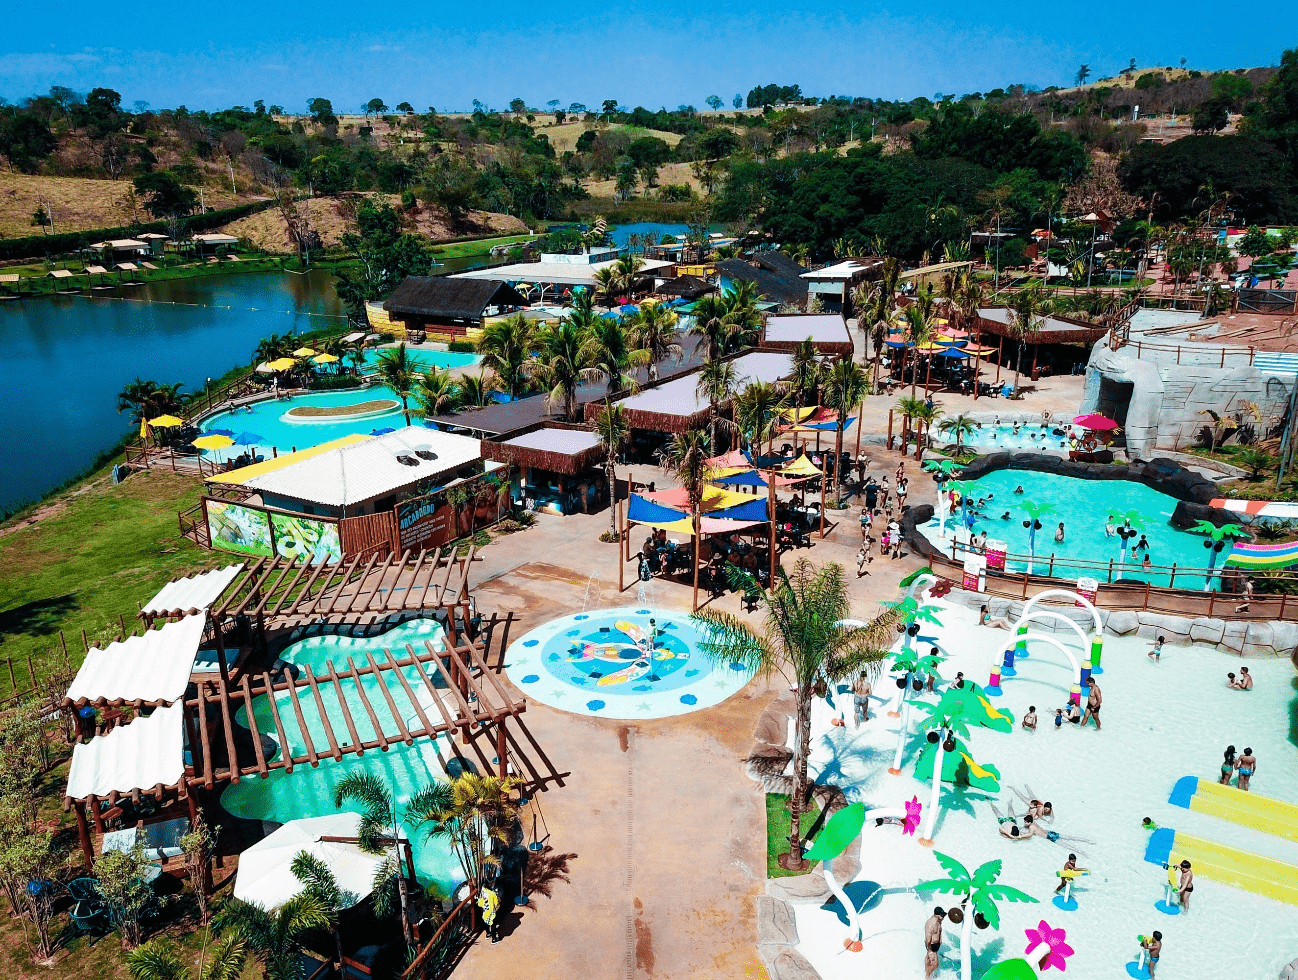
[
  {"x1": 1107, "y1": 508, "x2": 1150, "y2": 567},
  {"x1": 1014, "y1": 500, "x2": 1057, "y2": 574},
  {"x1": 923, "y1": 458, "x2": 964, "y2": 538},
  {"x1": 887, "y1": 648, "x2": 945, "y2": 774},
  {"x1": 915, "y1": 853, "x2": 1039, "y2": 980},
  {"x1": 804, "y1": 798, "x2": 923, "y2": 951},
  {"x1": 1190, "y1": 520, "x2": 1249, "y2": 590}
]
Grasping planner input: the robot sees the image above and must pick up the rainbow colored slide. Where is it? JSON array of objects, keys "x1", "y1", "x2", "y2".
[
  {"x1": 1223, "y1": 540, "x2": 1298, "y2": 570},
  {"x1": 1144, "y1": 827, "x2": 1298, "y2": 905},
  {"x1": 1169, "y1": 776, "x2": 1298, "y2": 843}
]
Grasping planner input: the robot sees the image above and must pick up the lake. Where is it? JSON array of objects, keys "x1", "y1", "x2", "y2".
[{"x1": 0, "y1": 270, "x2": 346, "y2": 513}]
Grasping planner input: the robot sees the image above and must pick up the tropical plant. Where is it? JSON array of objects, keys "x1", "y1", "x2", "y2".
[
  {"x1": 332, "y1": 772, "x2": 418, "y2": 941},
  {"x1": 822, "y1": 359, "x2": 869, "y2": 504},
  {"x1": 216, "y1": 892, "x2": 332, "y2": 980},
  {"x1": 937, "y1": 413, "x2": 976, "y2": 452},
  {"x1": 590, "y1": 316, "x2": 650, "y2": 395},
  {"x1": 0, "y1": 823, "x2": 56, "y2": 958},
  {"x1": 901, "y1": 303, "x2": 934, "y2": 398},
  {"x1": 915, "y1": 853, "x2": 1038, "y2": 980},
  {"x1": 374, "y1": 343, "x2": 419, "y2": 425},
  {"x1": 458, "y1": 370, "x2": 496, "y2": 408},
  {"x1": 1198, "y1": 408, "x2": 1238, "y2": 450},
  {"x1": 180, "y1": 817, "x2": 218, "y2": 924},
  {"x1": 592, "y1": 266, "x2": 620, "y2": 306},
  {"x1": 1255, "y1": 519, "x2": 1296, "y2": 542},
  {"x1": 788, "y1": 338, "x2": 822, "y2": 415},
  {"x1": 630, "y1": 301, "x2": 683, "y2": 380},
  {"x1": 476, "y1": 313, "x2": 535, "y2": 399},
  {"x1": 1106, "y1": 508, "x2": 1150, "y2": 565},
  {"x1": 1015, "y1": 499, "x2": 1058, "y2": 574},
  {"x1": 851, "y1": 256, "x2": 901, "y2": 388},
  {"x1": 533, "y1": 318, "x2": 600, "y2": 421},
  {"x1": 692, "y1": 560, "x2": 899, "y2": 867},
  {"x1": 1189, "y1": 520, "x2": 1250, "y2": 590},
  {"x1": 720, "y1": 280, "x2": 764, "y2": 349},
  {"x1": 405, "y1": 773, "x2": 520, "y2": 893},
  {"x1": 414, "y1": 367, "x2": 461, "y2": 418},
  {"x1": 1238, "y1": 446, "x2": 1274, "y2": 480},
  {"x1": 117, "y1": 379, "x2": 185, "y2": 425},
  {"x1": 1007, "y1": 287, "x2": 1043, "y2": 393},
  {"x1": 696, "y1": 358, "x2": 740, "y2": 455},
  {"x1": 289, "y1": 851, "x2": 348, "y2": 966},
  {"x1": 96, "y1": 843, "x2": 156, "y2": 947},
  {"x1": 734, "y1": 381, "x2": 788, "y2": 454},
  {"x1": 127, "y1": 932, "x2": 247, "y2": 980},
  {"x1": 253, "y1": 334, "x2": 292, "y2": 364},
  {"x1": 594, "y1": 403, "x2": 630, "y2": 540}
]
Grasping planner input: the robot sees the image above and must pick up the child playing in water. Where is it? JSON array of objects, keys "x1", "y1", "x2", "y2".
[
  {"x1": 1141, "y1": 932, "x2": 1162, "y2": 978},
  {"x1": 1054, "y1": 708, "x2": 1064, "y2": 729},
  {"x1": 1021, "y1": 706, "x2": 1037, "y2": 731},
  {"x1": 1148, "y1": 635, "x2": 1165, "y2": 662}
]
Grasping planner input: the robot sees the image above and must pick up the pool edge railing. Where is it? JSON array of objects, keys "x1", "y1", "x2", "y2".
[{"x1": 403, "y1": 888, "x2": 479, "y2": 980}]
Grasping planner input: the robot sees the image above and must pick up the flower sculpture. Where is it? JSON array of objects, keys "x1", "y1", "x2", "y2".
[
  {"x1": 903, "y1": 796, "x2": 923, "y2": 836},
  {"x1": 1025, "y1": 920, "x2": 1075, "y2": 971}
]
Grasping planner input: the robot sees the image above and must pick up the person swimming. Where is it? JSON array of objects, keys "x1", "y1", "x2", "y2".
[
  {"x1": 1014, "y1": 486, "x2": 1025, "y2": 494},
  {"x1": 1000, "y1": 511, "x2": 1011, "y2": 520}
]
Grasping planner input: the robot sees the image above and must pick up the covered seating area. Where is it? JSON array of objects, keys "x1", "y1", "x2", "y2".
[
  {"x1": 383, "y1": 277, "x2": 530, "y2": 343},
  {"x1": 481, "y1": 425, "x2": 608, "y2": 515}
]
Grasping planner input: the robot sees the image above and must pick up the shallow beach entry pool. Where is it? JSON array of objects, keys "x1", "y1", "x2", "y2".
[
  {"x1": 220, "y1": 619, "x2": 467, "y2": 896},
  {"x1": 504, "y1": 607, "x2": 753, "y2": 719}
]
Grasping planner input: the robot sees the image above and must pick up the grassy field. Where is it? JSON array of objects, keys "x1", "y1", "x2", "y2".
[
  {"x1": 432, "y1": 233, "x2": 536, "y2": 259},
  {"x1": 0, "y1": 469, "x2": 223, "y2": 689},
  {"x1": 765, "y1": 793, "x2": 821, "y2": 878}
]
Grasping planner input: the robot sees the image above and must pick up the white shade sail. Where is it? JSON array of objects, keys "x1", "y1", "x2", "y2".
[
  {"x1": 140, "y1": 564, "x2": 244, "y2": 618},
  {"x1": 65, "y1": 703, "x2": 185, "y2": 802},
  {"x1": 234, "y1": 812, "x2": 395, "y2": 910},
  {"x1": 65, "y1": 615, "x2": 206, "y2": 707}
]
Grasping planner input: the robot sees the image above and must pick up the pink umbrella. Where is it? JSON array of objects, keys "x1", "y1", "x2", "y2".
[{"x1": 1072, "y1": 413, "x2": 1118, "y2": 431}]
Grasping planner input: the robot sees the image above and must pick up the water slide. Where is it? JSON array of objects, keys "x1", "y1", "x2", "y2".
[
  {"x1": 1144, "y1": 827, "x2": 1298, "y2": 905},
  {"x1": 1169, "y1": 776, "x2": 1298, "y2": 843}
]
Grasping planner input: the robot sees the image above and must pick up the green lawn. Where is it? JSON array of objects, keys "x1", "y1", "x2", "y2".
[
  {"x1": 0, "y1": 469, "x2": 223, "y2": 690},
  {"x1": 765, "y1": 793, "x2": 822, "y2": 878},
  {"x1": 432, "y1": 234, "x2": 535, "y2": 259}
]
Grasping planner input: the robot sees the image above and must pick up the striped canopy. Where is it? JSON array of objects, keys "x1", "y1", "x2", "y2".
[{"x1": 1224, "y1": 541, "x2": 1298, "y2": 570}]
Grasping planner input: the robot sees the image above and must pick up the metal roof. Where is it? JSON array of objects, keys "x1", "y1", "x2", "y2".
[
  {"x1": 140, "y1": 563, "x2": 245, "y2": 619},
  {"x1": 762, "y1": 313, "x2": 853, "y2": 347},
  {"x1": 611, "y1": 351, "x2": 794, "y2": 423},
  {"x1": 66, "y1": 703, "x2": 185, "y2": 803},
  {"x1": 65, "y1": 615, "x2": 207, "y2": 708},
  {"x1": 453, "y1": 258, "x2": 673, "y2": 287}
]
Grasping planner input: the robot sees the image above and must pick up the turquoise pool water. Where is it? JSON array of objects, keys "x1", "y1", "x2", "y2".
[
  {"x1": 935, "y1": 421, "x2": 1086, "y2": 452},
  {"x1": 918, "y1": 470, "x2": 1233, "y2": 588},
  {"x1": 220, "y1": 619, "x2": 467, "y2": 896},
  {"x1": 360, "y1": 348, "x2": 481, "y2": 374},
  {"x1": 199, "y1": 384, "x2": 432, "y2": 459}
]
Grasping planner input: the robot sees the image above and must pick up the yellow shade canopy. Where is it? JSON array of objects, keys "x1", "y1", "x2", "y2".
[
  {"x1": 193, "y1": 434, "x2": 234, "y2": 450},
  {"x1": 777, "y1": 455, "x2": 823, "y2": 477},
  {"x1": 267, "y1": 357, "x2": 297, "y2": 371},
  {"x1": 312, "y1": 353, "x2": 339, "y2": 364},
  {"x1": 292, "y1": 346, "x2": 316, "y2": 357},
  {"x1": 149, "y1": 414, "x2": 184, "y2": 427}
]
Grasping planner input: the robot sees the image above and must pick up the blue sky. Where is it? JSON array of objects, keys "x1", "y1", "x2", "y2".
[{"x1": 0, "y1": 1, "x2": 1286, "y2": 113}]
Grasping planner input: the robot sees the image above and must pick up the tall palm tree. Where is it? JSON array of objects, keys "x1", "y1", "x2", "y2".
[
  {"x1": 333, "y1": 772, "x2": 420, "y2": 942},
  {"x1": 405, "y1": 772, "x2": 520, "y2": 891},
  {"x1": 215, "y1": 893, "x2": 332, "y2": 980},
  {"x1": 696, "y1": 358, "x2": 740, "y2": 455},
  {"x1": 822, "y1": 359, "x2": 869, "y2": 504},
  {"x1": 612, "y1": 254, "x2": 644, "y2": 294},
  {"x1": 902, "y1": 303, "x2": 934, "y2": 399},
  {"x1": 374, "y1": 343, "x2": 419, "y2": 425},
  {"x1": 458, "y1": 370, "x2": 496, "y2": 408},
  {"x1": 594, "y1": 404, "x2": 630, "y2": 540},
  {"x1": 687, "y1": 294, "x2": 730, "y2": 360},
  {"x1": 592, "y1": 266, "x2": 620, "y2": 307},
  {"x1": 788, "y1": 338, "x2": 822, "y2": 417},
  {"x1": 128, "y1": 932, "x2": 247, "y2": 980},
  {"x1": 659, "y1": 429, "x2": 711, "y2": 607},
  {"x1": 733, "y1": 381, "x2": 788, "y2": 455},
  {"x1": 721, "y1": 280, "x2": 764, "y2": 349},
  {"x1": 953, "y1": 273, "x2": 987, "y2": 396},
  {"x1": 533, "y1": 318, "x2": 600, "y2": 421},
  {"x1": 476, "y1": 313, "x2": 535, "y2": 400},
  {"x1": 590, "y1": 317, "x2": 650, "y2": 394},
  {"x1": 630, "y1": 302, "x2": 683, "y2": 381},
  {"x1": 253, "y1": 333, "x2": 290, "y2": 364},
  {"x1": 118, "y1": 379, "x2": 185, "y2": 425},
  {"x1": 1015, "y1": 499, "x2": 1058, "y2": 574},
  {"x1": 937, "y1": 413, "x2": 976, "y2": 451},
  {"x1": 414, "y1": 367, "x2": 460, "y2": 418},
  {"x1": 692, "y1": 560, "x2": 899, "y2": 868},
  {"x1": 1007, "y1": 287, "x2": 1043, "y2": 393}
]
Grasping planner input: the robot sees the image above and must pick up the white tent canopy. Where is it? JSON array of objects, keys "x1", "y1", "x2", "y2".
[
  {"x1": 65, "y1": 615, "x2": 206, "y2": 707},
  {"x1": 66, "y1": 703, "x2": 185, "y2": 801},
  {"x1": 140, "y1": 564, "x2": 244, "y2": 619},
  {"x1": 234, "y1": 812, "x2": 395, "y2": 910}
]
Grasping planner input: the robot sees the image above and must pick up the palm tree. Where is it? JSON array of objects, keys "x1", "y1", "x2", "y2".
[
  {"x1": 1190, "y1": 520, "x2": 1249, "y2": 590},
  {"x1": 128, "y1": 932, "x2": 247, "y2": 980},
  {"x1": 613, "y1": 254, "x2": 644, "y2": 294},
  {"x1": 1107, "y1": 508, "x2": 1151, "y2": 566},
  {"x1": 720, "y1": 280, "x2": 764, "y2": 350},
  {"x1": 822, "y1": 359, "x2": 869, "y2": 504},
  {"x1": 1015, "y1": 499, "x2": 1058, "y2": 574},
  {"x1": 458, "y1": 371, "x2": 496, "y2": 408},
  {"x1": 915, "y1": 853, "x2": 1038, "y2": 980},
  {"x1": 937, "y1": 413, "x2": 976, "y2": 451},
  {"x1": 895, "y1": 394, "x2": 926, "y2": 451},
  {"x1": 630, "y1": 302, "x2": 683, "y2": 381},
  {"x1": 696, "y1": 358, "x2": 740, "y2": 455},
  {"x1": 533, "y1": 318, "x2": 600, "y2": 421},
  {"x1": 911, "y1": 684, "x2": 1008, "y2": 844},
  {"x1": 374, "y1": 343, "x2": 419, "y2": 425},
  {"x1": 902, "y1": 303, "x2": 934, "y2": 399},
  {"x1": 333, "y1": 772, "x2": 417, "y2": 942},
  {"x1": 688, "y1": 294, "x2": 730, "y2": 360},
  {"x1": 659, "y1": 429, "x2": 711, "y2": 607},
  {"x1": 413, "y1": 367, "x2": 460, "y2": 418},
  {"x1": 594, "y1": 404, "x2": 630, "y2": 539},
  {"x1": 476, "y1": 313, "x2": 535, "y2": 400},
  {"x1": 404, "y1": 772, "x2": 520, "y2": 892},
  {"x1": 733, "y1": 381, "x2": 788, "y2": 455},
  {"x1": 253, "y1": 334, "x2": 291, "y2": 365},
  {"x1": 592, "y1": 266, "x2": 620, "y2": 306},
  {"x1": 692, "y1": 559, "x2": 899, "y2": 867},
  {"x1": 590, "y1": 317, "x2": 650, "y2": 395},
  {"x1": 851, "y1": 256, "x2": 901, "y2": 387},
  {"x1": 788, "y1": 338, "x2": 822, "y2": 418},
  {"x1": 887, "y1": 645, "x2": 946, "y2": 775},
  {"x1": 1007, "y1": 287, "x2": 1043, "y2": 393},
  {"x1": 118, "y1": 379, "x2": 185, "y2": 425},
  {"x1": 215, "y1": 893, "x2": 332, "y2": 980}
]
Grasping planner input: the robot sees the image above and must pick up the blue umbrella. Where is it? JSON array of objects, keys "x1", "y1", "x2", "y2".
[
  {"x1": 232, "y1": 431, "x2": 265, "y2": 446},
  {"x1": 207, "y1": 428, "x2": 236, "y2": 437},
  {"x1": 370, "y1": 427, "x2": 396, "y2": 436}
]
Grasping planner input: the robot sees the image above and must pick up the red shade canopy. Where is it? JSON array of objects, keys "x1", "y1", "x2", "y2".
[{"x1": 1072, "y1": 413, "x2": 1118, "y2": 431}]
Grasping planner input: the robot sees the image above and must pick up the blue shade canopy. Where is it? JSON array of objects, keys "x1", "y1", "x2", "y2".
[
  {"x1": 713, "y1": 469, "x2": 770, "y2": 488},
  {"x1": 231, "y1": 431, "x2": 266, "y2": 445}
]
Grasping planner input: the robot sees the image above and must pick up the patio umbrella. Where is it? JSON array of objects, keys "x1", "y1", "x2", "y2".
[
  {"x1": 313, "y1": 353, "x2": 339, "y2": 364},
  {"x1": 193, "y1": 434, "x2": 234, "y2": 450},
  {"x1": 938, "y1": 348, "x2": 970, "y2": 359},
  {"x1": 232, "y1": 431, "x2": 265, "y2": 451},
  {"x1": 255, "y1": 362, "x2": 277, "y2": 374},
  {"x1": 292, "y1": 346, "x2": 316, "y2": 357},
  {"x1": 149, "y1": 415, "x2": 184, "y2": 428},
  {"x1": 1072, "y1": 413, "x2": 1118, "y2": 431},
  {"x1": 207, "y1": 428, "x2": 236, "y2": 437},
  {"x1": 233, "y1": 813, "x2": 395, "y2": 911},
  {"x1": 267, "y1": 357, "x2": 297, "y2": 371}
]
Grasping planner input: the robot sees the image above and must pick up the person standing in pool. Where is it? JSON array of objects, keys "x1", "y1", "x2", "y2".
[
  {"x1": 1141, "y1": 933, "x2": 1162, "y2": 978},
  {"x1": 1220, "y1": 745, "x2": 1237, "y2": 784},
  {"x1": 1236, "y1": 748, "x2": 1257, "y2": 791},
  {"x1": 1148, "y1": 636, "x2": 1165, "y2": 662},
  {"x1": 1104, "y1": 518, "x2": 1116, "y2": 537},
  {"x1": 924, "y1": 907, "x2": 945, "y2": 979},
  {"x1": 1176, "y1": 860, "x2": 1194, "y2": 912},
  {"x1": 1022, "y1": 706, "x2": 1037, "y2": 731},
  {"x1": 1053, "y1": 854, "x2": 1086, "y2": 894},
  {"x1": 1081, "y1": 680, "x2": 1101, "y2": 730},
  {"x1": 1229, "y1": 666, "x2": 1253, "y2": 690},
  {"x1": 1054, "y1": 522, "x2": 1065, "y2": 543}
]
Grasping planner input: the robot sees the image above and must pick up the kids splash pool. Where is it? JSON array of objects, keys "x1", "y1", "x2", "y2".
[
  {"x1": 359, "y1": 348, "x2": 481, "y2": 374},
  {"x1": 504, "y1": 607, "x2": 753, "y2": 719},
  {"x1": 220, "y1": 619, "x2": 468, "y2": 895}
]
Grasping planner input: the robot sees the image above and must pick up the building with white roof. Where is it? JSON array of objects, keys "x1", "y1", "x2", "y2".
[
  {"x1": 760, "y1": 313, "x2": 855, "y2": 358},
  {"x1": 801, "y1": 258, "x2": 881, "y2": 311},
  {"x1": 453, "y1": 247, "x2": 675, "y2": 298}
]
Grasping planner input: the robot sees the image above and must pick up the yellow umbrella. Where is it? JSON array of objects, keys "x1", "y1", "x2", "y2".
[
  {"x1": 292, "y1": 346, "x2": 316, "y2": 357},
  {"x1": 149, "y1": 414, "x2": 184, "y2": 428},
  {"x1": 267, "y1": 357, "x2": 297, "y2": 371},
  {"x1": 139, "y1": 417, "x2": 150, "y2": 439},
  {"x1": 313, "y1": 353, "x2": 339, "y2": 364},
  {"x1": 193, "y1": 434, "x2": 234, "y2": 450}
]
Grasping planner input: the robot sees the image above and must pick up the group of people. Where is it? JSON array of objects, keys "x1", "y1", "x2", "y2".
[
  {"x1": 858, "y1": 463, "x2": 909, "y2": 571},
  {"x1": 1219, "y1": 744, "x2": 1258, "y2": 791},
  {"x1": 1015, "y1": 681, "x2": 1101, "y2": 733}
]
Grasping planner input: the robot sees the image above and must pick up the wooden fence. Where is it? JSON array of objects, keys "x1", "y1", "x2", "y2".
[
  {"x1": 338, "y1": 510, "x2": 399, "y2": 560},
  {"x1": 403, "y1": 889, "x2": 479, "y2": 980}
]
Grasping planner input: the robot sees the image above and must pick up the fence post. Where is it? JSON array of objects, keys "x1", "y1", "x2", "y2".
[
  {"x1": 27, "y1": 656, "x2": 37, "y2": 689},
  {"x1": 1107, "y1": 559, "x2": 1114, "y2": 584},
  {"x1": 6, "y1": 659, "x2": 14, "y2": 691},
  {"x1": 1144, "y1": 580, "x2": 1151, "y2": 610},
  {"x1": 1207, "y1": 591, "x2": 1215, "y2": 617},
  {"x1": 1022, "y1": 573, "x2": 1029, "y2": 599},
  {"x1": 1280, "y1": 594, "x2": 1287, "y2": 621},
  {"x1": 1168, "y1": 564, "x2": 1176, "y2": 589},
  {"x1": 1048, "y1": 553, "x2": 1055, "y2": 577}
]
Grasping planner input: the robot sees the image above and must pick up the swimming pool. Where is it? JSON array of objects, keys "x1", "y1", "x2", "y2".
[
  {"x1": 220, "y1": 619, "x2": 466, "y2": 896},
  {"x1": 934, "y1": 420, "x2": 1088, "y2": 452},
  {"x1": 786, "y1": 598, "x2": 1298, "y2": 980},
  {"x1": 917, "y1": 470, "x2": 1233, "y2": 588},
  {"x1": 199, "y1": 384, "x2": 425, "y2": 460},
  {"x1": 360, "y1": 348, "x2": 481, "y2": 374}
]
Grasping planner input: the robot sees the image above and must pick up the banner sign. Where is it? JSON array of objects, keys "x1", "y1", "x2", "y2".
[
  {"x1": 206, "y1": 499, "x2": 340, "y2": 561},
  {"x1": 985, "y1": 539, "x2": 1007, "y2": 571},
  {"x1": 1076, "y1": 576, "x2": 1099, "y2": 605},
  {"x1": 397, "y1": 476, "x2": 510, "y2": 552},
  {"x1": 963, "y1": 553, "x2": 987, "y2": 592}
]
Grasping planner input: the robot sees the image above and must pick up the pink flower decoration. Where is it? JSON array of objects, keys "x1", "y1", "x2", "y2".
[
  {"x1": 1024, "y1": 920, "x2": 1074, "y2": 972},
  {"x1": 903, "y1": 796, "x2": 923, "y2": 835}
]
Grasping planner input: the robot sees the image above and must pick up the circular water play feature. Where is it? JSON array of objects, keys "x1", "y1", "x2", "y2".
[{"x1": 504, "y1": 606, "x2": 753, "y2": 719}]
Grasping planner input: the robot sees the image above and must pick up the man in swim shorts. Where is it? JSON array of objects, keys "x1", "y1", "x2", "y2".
[
  {"x1": 1177, "y1": 860, "x2": 1194, "y2": 912},
  {"x1": 852, "y1": 672, "x2": 872, "y2": 728},
  {"x1": 1142, "y1": 932, "x2": 1162, "y2": 978},
  {"x1": 1021, "y1": 706, "x2": 1037, "y2": 731},
  {"x1": 1081, "y1": 681, "x2": 1101, "y2": 730},
  {"x1": 1230, "y1": 666, "x2": 1253, "y2": 690},
  {"x1": 924, "y1": 907, "x2": 945, "y2": 978},
  {"x1": 1236, "y1": 747, "x2": 1256, "y2": 791}
]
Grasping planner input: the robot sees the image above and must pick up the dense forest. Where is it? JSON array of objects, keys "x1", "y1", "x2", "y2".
[{"x1": 1, "y1": 49, "x2": 1295, "y2": 258}]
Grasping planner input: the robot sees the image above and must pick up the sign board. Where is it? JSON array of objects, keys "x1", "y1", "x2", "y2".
[
  {"x1": 1076, "y1": 576, "x2": 1099, "y2": 606},
  {"x1": 986, "y1": 539, "x2": 1007, "y2": 571},
  {"x1": 397, "y1": 476, "x2": 511, "y2": 552},
  {"x1": 962, "y1": 553, "x2": 987, "y2": 592}
]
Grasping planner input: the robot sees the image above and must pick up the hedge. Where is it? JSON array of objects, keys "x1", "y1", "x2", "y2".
[{"x1": 0, "y1": 200, "x2": 278, "y2": 262}]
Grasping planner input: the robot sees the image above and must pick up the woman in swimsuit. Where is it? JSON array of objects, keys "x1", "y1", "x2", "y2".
[{"x1": 1220, "y1": 745, "x2": 1236, "y2": 785}]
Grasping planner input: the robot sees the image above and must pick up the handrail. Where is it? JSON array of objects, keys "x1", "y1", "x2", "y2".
[{"x1": 402, "y1": 888, "x2": 478, "y2": 980}]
